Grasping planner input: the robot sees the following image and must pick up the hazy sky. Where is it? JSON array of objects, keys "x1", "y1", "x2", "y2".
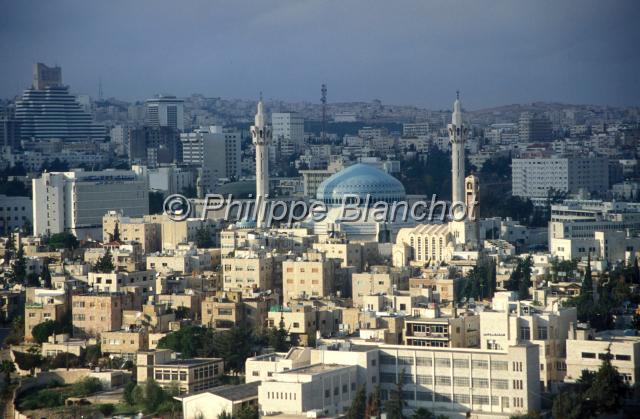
[{"x1": 1, "y1": 0, "x2": 639, "y2": 109}]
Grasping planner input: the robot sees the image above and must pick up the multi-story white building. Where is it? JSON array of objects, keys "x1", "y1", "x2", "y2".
[
  {"x1": 249, "y1": 342, "x2": 540, "y2": 418},
  {"x1": 565, "y1": 325, "x2": 640, "y2": 386},
  {"x1": 272, "y1": 112, "x2": 304, "y2": 156},
  {"x1": 402, "y1": 122, "x2": 430, "y2": 137},
  {"x1": 512, "y1": 156, "x2": 609, "y2": 200},
  {"x1": 479, "y1": 292, "x2": 577, "y2": 391},
  {"x1": 32, "y1": 169, "x2": 149, "y2": 240},
  {"x1": 180, "y1": 126, "x2": 241, "y2": 190}
]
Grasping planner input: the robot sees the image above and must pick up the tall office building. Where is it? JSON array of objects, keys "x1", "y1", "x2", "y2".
[
  {"x1": 180, "y1": 126, "x2": 241, "y2": 191},
  {"x1": 14, "y1": 63, "x2": 106, "y2": 141},
  {"x1": 512, "y1": 155, "x2": 609, "y2": 199},
  {"x1": 145, "y1": 95, "x2": 184, "y2": 131},
  {"x1": 272, "y1": 112, "x2": 304, "y2": 156},
  {"x1": 128, "y1": 126, "x2": 181, "y2": 167},
  {"x1": 518, "y1": 112, "x2": 552, "y2": 142},
  {"x1": 0, "y1": 105, "x2": 21, "y2": 148},
  {"x1": 32, "y1": 169, "x2": 149, "y2": 240}
]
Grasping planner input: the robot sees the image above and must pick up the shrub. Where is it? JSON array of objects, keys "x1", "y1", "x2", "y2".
[{"x1": 71, "y1": 377, "x2": 102, "y2": 396}]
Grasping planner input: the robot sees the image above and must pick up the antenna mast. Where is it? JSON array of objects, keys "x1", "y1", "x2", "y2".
[{"x1": 321, "y1": 83, "x2": 327, "y2": 142}]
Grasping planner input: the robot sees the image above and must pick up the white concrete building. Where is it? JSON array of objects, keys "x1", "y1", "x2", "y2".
[
  {"x1": 512, "y1": 156, "x2": 609, "y2": 199},
  {"x1": 32, "y1": 169, "x2": 149, "y2": 240},
  {"x1": 180, "y1": 126, "x2": 241, "y2": 190},
  {"x1": 272, "y1": 112, "x2": 304, "y2": 155},
  {"x1": 479, "y1": 292, "x2": 577, "y2": 390},
  {"x1": 145, "y1": 95, "x2": 184, "y2": 131}
]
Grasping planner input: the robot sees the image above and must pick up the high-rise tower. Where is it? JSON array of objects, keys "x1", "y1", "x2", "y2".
[
  {"x1": 251, "y1": 98, "x2": 271, "y2": 228},
  {"x1": 448, "y1": 92, "x2": 467, "y2": 204}
]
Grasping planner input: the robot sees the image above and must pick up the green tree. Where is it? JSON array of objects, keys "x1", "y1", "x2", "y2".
[
  {"x1": 143, "y1": 379, "x2": 165, "y2": 412},
  {"x1": 217, "y1": 412, "x2": 232, "y2": 419},
  {"x1": 346, "y1": 386, "x2": 367, "y2": 419},
  {"x1": 11, "y1": 244, "x2": 27, "y2": 283},
  {"x1": 551, "y1": 390, "x2": 587, "y2": 419},
  {"x1": 410, "y1": 407, "x2": 435, "y2": 419},
  {"x1": 236, "y1": 404, "x2": 259, "y2": 419},
  {"x1": 112, "y1": 222, "x2": 120, "y2": 241},
  {"x1": 94, "y1": 248, "x2": 115, "y2": 273},
  {"x1": 12, "y1": 350, "x2": 43, "y2": 374},
  {"x1": 584, "y1": 349, "x2": 627, "y2": 415},
  {"x1": 212, "y1": 327, "x2": 254, "y2": 374},
  {"x1": 4, "y1": 316, "x2": 24, "y2": 345},
  {"x1": 123, "y1": 381, "x2": 137, "y2": 405},
  {"x1": 0, "y1": 360, "x2": 16, "y2": 384},
  {"x1": 48, "y1": 232, "x2": 79, "y2": 250},
  {"x1": 365, "y1": 386, "x2": 381, "y2": 419},
  {"x1": 581, "y1": 253, "x2": 593, "y2": 299},
  {"x1": 195, "y1": 226, "x2": 214, "y2": 248},
  {"x1": 31, "y1": 320, "x2": 65, "y2": 344},
  {"x1": 267, "y1": 317, "x2": 290, "y2": 352},
  {"x1": 41, "y1": 260, "x2": 52, "y2": 288},
  {"x1": 98, "y1": 404, "x2": 116, "y2": 417},
  {"x1": 385, "y1": 370, "x2": 407, "y2": 419}
]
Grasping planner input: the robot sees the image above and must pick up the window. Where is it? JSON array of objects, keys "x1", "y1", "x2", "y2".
[
  {"x1": 519, "y1": 326, "x2": 531, "y2": 340},
  {"x1": 472, "y1": 359, "x2": 488, "y2": 369},
  {"x1": 472, "y1": 395, "x2": 490, "y2": 405},
  {"x1": 453, "y1": 359, "x2": 469, "y2": 369},
  {"x1": 398, "y1": 356, "x2": 414, "y2": 366},
  {"x1": 435, "y1": 358, "x2": 451, "y2": 368},
  {"x1": 453, "y1": 376, "x2": 469, "y2": 387},
  {"x1": 513, "y1": 379, "x2": 523, "y2": 390},
  {"x1": 435, "y1": 393, "x2": 452, "y2": 403},
  {"x1": 416, "y1": 375, "x2": 432, "y2": 385},
  {"x1": 416, "y1": 391, "x2": 432, "y2": 401},
  {"x1": 581, "y1": 352, "x2": 596, "y2": 359},
  {"x1": 453, "y1": 393, "x2": 470, "y2": 404},
  {"x1": 491, "y1": 361, "x2": 508, "y2": 371},
  {"x1": 512, "y1": 361, "x2": 523, "y2": 372},
  {"x1": 416, "y1": 357, "x2": 432, "y2": 366},
  {"x1": 381, "y1": 373, "x2": 395, "y2": 383},
  {"x1": 435, "y1": 376, "x2": 451, "y2": 386},
  {"x1": 380, "y1": 354, "x2": 395, "y2": 365},
  {"x1": 472, "y1": 378, "x2": 488, "y2": 388},
  {"x1": 615, "y1": 354, "x2": 631, "y2": 361},
  {"x1": 537, "y1": 326, "x2": 548, "y2": 340},
  {"x1": 492, "y1": 379, "x2": 509, "y2": 389}
]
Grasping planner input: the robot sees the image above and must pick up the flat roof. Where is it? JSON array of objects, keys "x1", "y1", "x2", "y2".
[
  {"x1": 282, "y1": 363, "x2": 349, "y2": 375},
  {"x1": 156, "y1": 358, "x2": 222, "y2": 367}
]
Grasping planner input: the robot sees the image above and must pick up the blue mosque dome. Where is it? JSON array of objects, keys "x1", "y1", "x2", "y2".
[{"x1": 316, "y1": 163, "x2": 406, "y2": 206}]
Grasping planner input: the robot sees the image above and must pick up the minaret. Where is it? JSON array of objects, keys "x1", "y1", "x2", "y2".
[
  {"x1": 448, "y1": 92, "x2": 467, "y2": 205},
  {"x1": 251, "y1": 96, "x2": 271, "y2": 228}
]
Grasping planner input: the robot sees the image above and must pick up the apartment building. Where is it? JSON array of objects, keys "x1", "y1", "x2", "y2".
[
  {"x1": 71, "y1": 293, "x2": 130, "y2": 338},
  {"x1": 222, "y1": 251, "x2": 275, "y2": 292},
  {"x1": 479, "y1": 292, "x2": 577, "y2": 390},
  {"x1": 408, "y1": 269, "x2": 462, "y2": 304},
  {"x1": 282, "y1": 252, "x2": 336, "y2": 303},
  {"x1": 565, "y1": 325, "x2": 640, "y2": 386},
  {"x1": 201, "y1": 291, "x2": 244, "y2": 330},
  {"x1": 24, "y1": 288, "x2": 68, "y2": 341},
  {"x1": 87, "y1": 270, "x2": 155, "y2": 294},
  {"x1": 352, "y1": 266, "x2": 410, "y2": 308},
  {"x1": 403, "y1": 311, "x2": 480, "y2": 348},
  {"x1": 102, "y1": 211, "x2": 161, "y2": 252},
  {"x1": 101, "y1": 328, "x2": 149, "y2": 360}
]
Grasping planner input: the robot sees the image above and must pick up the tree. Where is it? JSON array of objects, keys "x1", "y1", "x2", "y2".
[
  {"x1": 94, "y1": 248, "x2": 115, "y2": 273},
  {"x1": 267, "y1": 316, "x2": 290, "y2": 352},
  {"x1": 365, "y1": 386, "x2": 381, "y2": 419},
  {"x1": 410, "y1": 408, "x2": 435, "y2": 419},
  {"x1": 4, "y1": 316, "x2": 24, "y2": 345},
  {"x1": 98, "y1": 404, "x2": 116, "y2": 417},
  {"x1": 123, "y1": 381, "x2": 137, "y2": 405},
  {"x1": 212, "y1": 327, "x2": 254, "y2": 374},
  {"x1": 41, "y1": 260, "x2": 52, "y2": 288},
  {"x1": 195, "y1": 226, "x2": 214, "y2": 248},
  {"x1": 385, "y1": 370, "x2": 407, "y2": 419},
  {"x1": 551, "y1": 390, "x2": 587, "y2": 419},
  {"x1": 144, "y1": 379, "x2": 166, "y2": 412},
  {"x1": 11, "y1": 244, "x2": 26, "y2": 284},
  {"x1": 31, "y1": 320, "x2": 65, "y2": 344},
  {"x1": 12, "y1": 350, "x2": 43, "y2": 374},
  {"x1": 346, "y1": 386, "x2": 367, "y2": 419},
  {"x1": 112, "y1": 222, "x2": 121, "y2": 241},
  {"x1": 584, "y1": 349, "x2": 627, "y2": 415},
  {"x1": 581, "y1": 253, "x2": 593, "y2": 299},
  {"x1": 48, "y1": 232, "x2": 79, "y2": 250},
  {"x1": 217, "y1": 412, "x2": 232, "y2": 419},
  {"x1": 0, "y1": 360, "x2": 16, "y2": 384},
  {"x1": 236, "y1": 404, "x2": 259, "y2": 419}
]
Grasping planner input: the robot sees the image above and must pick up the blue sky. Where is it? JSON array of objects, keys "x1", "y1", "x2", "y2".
[{"x1": 1, "y1": 0, "x2": 638, "y2": 108}]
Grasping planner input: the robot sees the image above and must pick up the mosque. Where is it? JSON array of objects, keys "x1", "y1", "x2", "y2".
[{"x1": 247, "y1": 94, "x2": 480, "y2": 265}]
